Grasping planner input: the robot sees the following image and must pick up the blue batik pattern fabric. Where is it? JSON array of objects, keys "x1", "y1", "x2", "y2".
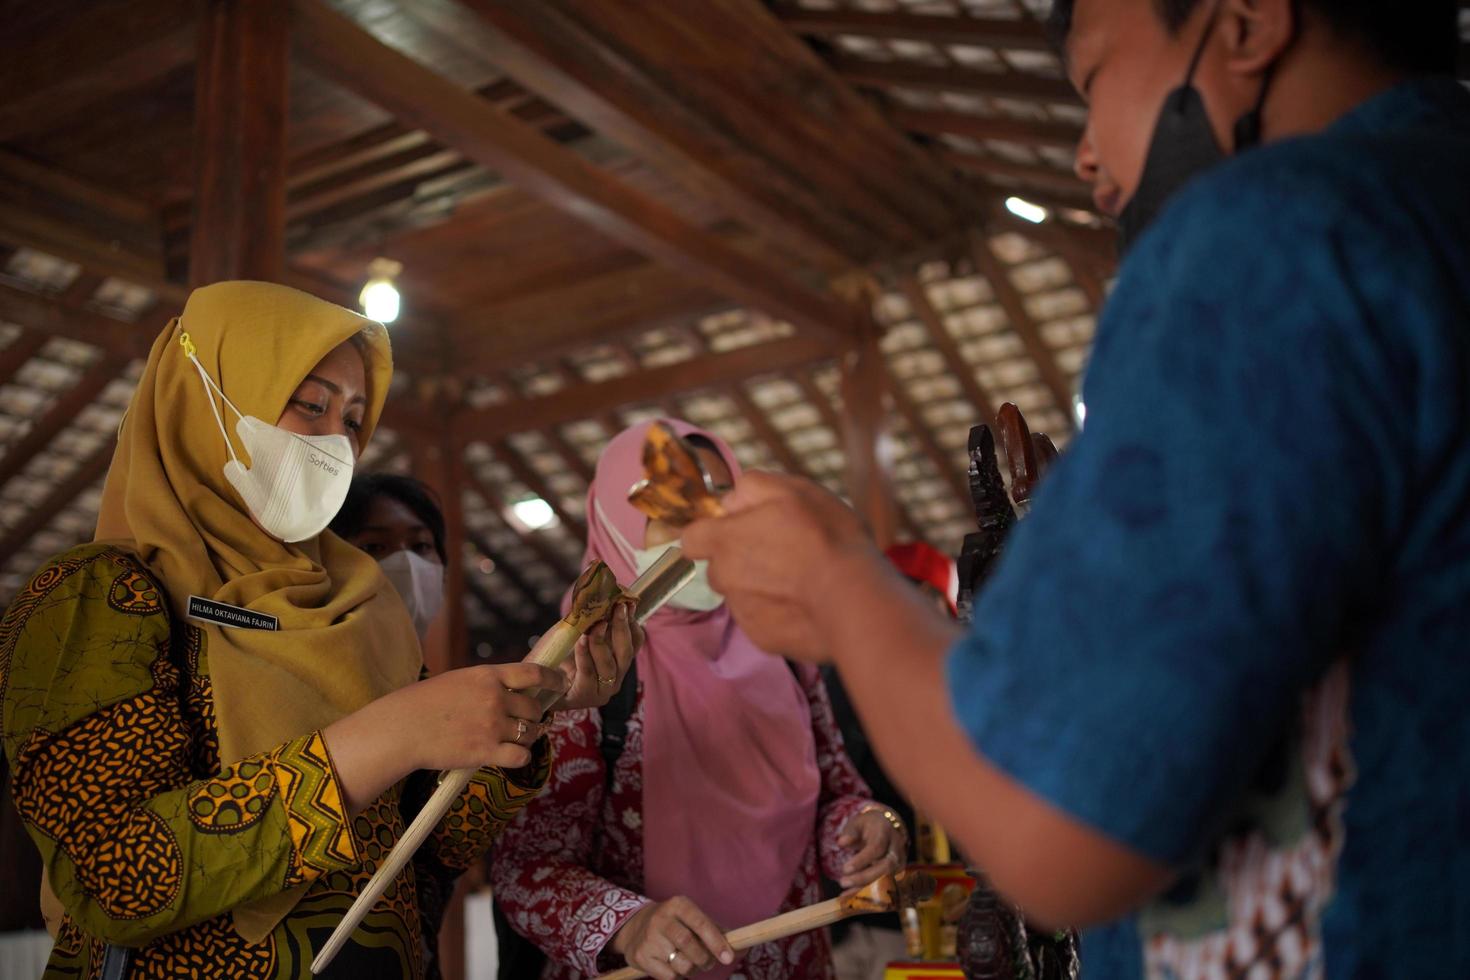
[{"x1": 946, "y1": 79, "x2": 1470, "y2": 980}]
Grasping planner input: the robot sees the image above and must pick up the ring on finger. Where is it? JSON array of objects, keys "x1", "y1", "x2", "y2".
[
  {"x1": 598, "y1": 675, "x2": 617, "y2": 686},
  {"x1": 667, "y1": 949, "x2": 680, "y2": 965},
  {"x1": 514, "y1": 719, "x2": 529, "y2": 744}
]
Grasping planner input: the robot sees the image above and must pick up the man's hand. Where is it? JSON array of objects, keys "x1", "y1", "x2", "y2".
[{"x1": 682, "y1": 471, "x2": 885, "y2": 662}]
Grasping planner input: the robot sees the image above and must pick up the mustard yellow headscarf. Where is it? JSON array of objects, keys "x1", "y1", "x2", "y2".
[{"x1": 93, "y1": 281, "x2": 422, "y2": 939}]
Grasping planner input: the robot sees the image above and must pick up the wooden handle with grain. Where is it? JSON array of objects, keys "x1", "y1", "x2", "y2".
[{"x1": 594, "y1": 896, "x2": 854, "y2": 980}]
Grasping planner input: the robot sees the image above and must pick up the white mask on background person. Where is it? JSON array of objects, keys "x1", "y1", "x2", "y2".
[
  {"x1": 378, "y1": 549, "x2": 446, "y2": 639},
  {"x1": 633, "y1": 544, "x2": 724, "y2": 612},
  {"x1": 184, "y1": 333, "x2": 354, "y2": 543},
  {"x1": 595, "y1": 499, "x2": 726, "y2": 613}
]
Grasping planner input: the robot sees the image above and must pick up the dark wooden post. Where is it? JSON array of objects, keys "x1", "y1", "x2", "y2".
[
  {"x1": 189, "y1": 0, "x2": 289, "y2": 286},
  {"x1": 841, "y1": 324, "x2": 899, "y2": 549},
  {"x1": 412, "y1": 426, "x2": 469, "y2": 675}
]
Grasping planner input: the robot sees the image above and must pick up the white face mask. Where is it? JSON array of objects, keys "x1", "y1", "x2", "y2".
[
  {"x1": 184, "y1": 333, "x2": 354, "y2": 543},
  {"x1": 634, "y1": 544, "x2": 724, "y2": 612},
  {"x1": 595, "y1": 499, "x2": 726, "y2": 612},
  {"x1": 378, "y1": 549, "x2": 446, "y2": 639}
]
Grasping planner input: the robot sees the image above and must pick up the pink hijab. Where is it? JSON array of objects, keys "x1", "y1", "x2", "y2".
[{"x1": 579, "y1": 420, "x2": 821, "y2": 962}]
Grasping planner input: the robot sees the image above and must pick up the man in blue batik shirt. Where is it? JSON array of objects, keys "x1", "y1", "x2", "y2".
[{"x1": 684, "y1": 0, "x2": 1468, "y2": 976}]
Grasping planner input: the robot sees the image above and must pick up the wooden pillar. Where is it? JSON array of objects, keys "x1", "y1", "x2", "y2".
[
  {"x1": 189, "y1": 0, "x2": 288, "y2": 286},
  {"x1": 412, "y1": 425, "x2": 469, "y2": 674},
  {"x1": 840, "y1": 324, "x2": 899, "y2": 549}
]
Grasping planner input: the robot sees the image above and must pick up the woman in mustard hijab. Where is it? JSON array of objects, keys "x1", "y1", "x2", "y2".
[{"x1": 0, "y1": 281, "x2": 640, "y2": 979}]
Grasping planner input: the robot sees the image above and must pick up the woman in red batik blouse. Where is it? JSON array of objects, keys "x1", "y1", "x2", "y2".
[{"x1": 492, "y1": 419, "x2": 907, "y2": 980}]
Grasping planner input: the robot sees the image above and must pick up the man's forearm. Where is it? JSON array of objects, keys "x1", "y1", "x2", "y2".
[{"x1": 821, "y1": 554, "x2": 1173, "y2": 926}]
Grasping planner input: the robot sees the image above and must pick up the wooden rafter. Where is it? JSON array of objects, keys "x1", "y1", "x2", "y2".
[
  {"x1": 541, "y1": 427, "x2": 596, "y2": 484},
  {"x1": 0, "y1": 283, "x2": 155, "y2": 359},
  {"x1": 899, "y1": 274, "x2": 1000, "y2": 421},
  {"x1": 941, "y1": 151, "x2": 1090, "y2": 195},
  {"x1": 421, "y1": 0, "x2": 863, "y2": 272},
  {"x1": 454, "y1": 335, "x2": 836, "y2": 443},
  {"x1": 773, "y1": 5, "x2": 1052, "y2": 50},
  {"x1": 968, "y1": 232, "x2": 1076, "y2": 421},
  {"x1": 454, "y1": 259, "x2": 728, "y2": 370},
  {"x1": 887, "y1": 108, "x2": 1082, "y2": 150},
  {"x1": 786, "y1": 369, "x2": 922, "y2": 541},
  {"x1": 831, "y1": 56, "x2": 1079, "y2": 105},
  {"x1": 465, "y1": 529, "x2": 559, "y2": 622},
  {"x1": 0, "y1": 356, "x2": 127, "y2": 493},
  {"x1": 989, "y1": 207, "x2": 1117, "y2": 276},
  {"x1": 290, "y1": 0, "x2": 861, "y2": 347},
  {"x1": 464, "y1": 574, "x2": 516, "y2": 625},
  {"x1": 461, "y1": 464, "x2": 579, "y2": 582},
  {"x1": 0, "y1": 2, "x2": 195, "y2": 142},
  {"x1": 0, "y1": 151, "x2": 178, "y2": 300},
  {"x1": 489, "y1": 439, "x2": 588, "y2": 541},
  {"x1": 0, "y1": 438, "x2": 114, "y2": 563},
  {"x1": 838, "y1": 329, "x2": 899, "y2": 548},
  {"x1": 0, "y1": 333, "x2": 50, "y2": 390},
  {"x1": 882, "y1": 365, "x2": 974, "y2": 523}
]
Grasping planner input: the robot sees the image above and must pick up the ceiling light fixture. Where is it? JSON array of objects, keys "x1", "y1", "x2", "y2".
[
  {"x1": 359, "y1": 257, "x2": 403, "y2": 324},
  {"x1": 1005, "y1": 196, "x2": 1049, "y2": 224}
]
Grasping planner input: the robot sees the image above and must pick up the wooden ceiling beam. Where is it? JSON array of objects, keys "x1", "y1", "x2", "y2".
[
  {"x1": 0, "y1": 283, "x2": 156, "y2": 360},
  {"x1": 0, "y1": 4, "x2": 196, "y2": 142},
  {"x1": 489, "y1": 439, "x2": 588, "y2": 541},
  {"x1": 0, "y1": 151, "x2": 179, "y2": 302},
  {"x1": 0, "y1": 356, "x2": 128, "y2": 495},
  {"x1": 990, "y1": 212, "x2": 1112, "y2": 310},
  {"x1": 725, "y1": 386, "x2": 810, "y2": 478},
  {"x1": 968, "y1": 232, "x2": 1076, "y2": 423},
  {"x1": 831, "y1": 56, "x2": 1080, "y2": 105},
  {"x1": 466, "y1": 529, "x2": 560, "y2": 621},
  {"x1": 454, "y1": 335, "x2": 837, "y2": 442},
  {"x1": 0, "y1": 438, "x2": 114, "y2": 566},
  {"x1": 454, "y1": 259, "x2": 729, "y2": 370},
  {"x1": 424, "y1": 0, "x2": 865, "y2": 272},
  {"x1": 542, "y1": 428, "x2": 596, "y2": 484},
  {"x1": 887, "y1": 108, "x2": 1082, "y2": 149},
  {"x1": 838, "y1": 330, "x2": 899, "y2": 548},
  {"x1": 773, "y1": 5, "x2": 1052, "y2": 50},
  {"x1": 988, "y1": 206, "x2": 1117, "y2": 275},
  {"x1": 941, "y1": 151, "x2": 1090, "y2": 194},
  {"x1": 883, "y1": 364, "x2": 975, "y2": 526},
  {"x1": 291, "y1": 0, "x2": 861, "y2": 347},
  {"x1": 697, "y1": 0, "x2": 981, "y2": 238},
  {"x1": 789, "y1": 369, "x2": 924, "y2": 542},
  {"x1": 461, "y1": 465, "x2": 579, "y2": 582},
  {"x1": 464, "y1": 575, "x2": 516, "y2": 627},
  {"x1": 0, "y1": 333, "x2": 50, "y2": 390},
  {"x1": 899, "y1": 274, "x2": 1001, "y2": 421}
]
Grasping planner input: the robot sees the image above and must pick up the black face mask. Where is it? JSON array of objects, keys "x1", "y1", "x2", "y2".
[{"x1": 1116, "y1": 8, "x2": 1278, "y2": 252}]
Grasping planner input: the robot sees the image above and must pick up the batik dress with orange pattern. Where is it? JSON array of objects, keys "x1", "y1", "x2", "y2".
[{"x1": 0, "y1": 544, "x2": 550, "y2": 980}]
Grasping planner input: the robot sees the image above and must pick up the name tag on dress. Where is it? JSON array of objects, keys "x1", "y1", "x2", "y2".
[{"x1": 187, "y1": 596, "x2": 279, "y2": 631}]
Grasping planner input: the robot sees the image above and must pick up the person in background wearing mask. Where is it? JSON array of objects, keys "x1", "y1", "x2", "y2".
[
  {"x1": 0, "y1": 281, "x2": 638, "y2": 980},
  {"x1": 683, "y1": 2, "x2": 1470, "y2": 978},
  {"x1": 331, "y1": 474, "x2": 451, "y2": 641},
  {"x1": 492, "y1": 419, "x2": 906, "y2": 980}
]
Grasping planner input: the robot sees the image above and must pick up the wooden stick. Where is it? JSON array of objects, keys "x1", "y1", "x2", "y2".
[{"x1": 595, "y1": 872, "x2": 934, "y2": 980}]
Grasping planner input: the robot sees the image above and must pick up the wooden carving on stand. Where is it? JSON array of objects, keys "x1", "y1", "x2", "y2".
[{"x1": 953, "y1": 403, "x2": 1081, "y2": 980}]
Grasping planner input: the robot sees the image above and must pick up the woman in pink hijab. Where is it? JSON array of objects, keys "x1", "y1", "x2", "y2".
[{"x1": 492, "y1": 419, "x2": 906, "y2": 980}]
